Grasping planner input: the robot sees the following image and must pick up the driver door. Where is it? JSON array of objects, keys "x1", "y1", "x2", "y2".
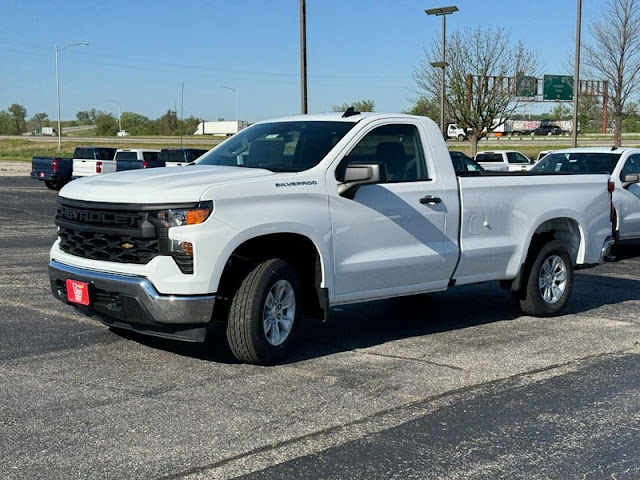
[{"x1": 328, "y1": 121, "x2": 455, "y2": 303}]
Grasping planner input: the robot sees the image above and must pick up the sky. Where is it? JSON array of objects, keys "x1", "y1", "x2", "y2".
[{"x1": 0, "y1": 0, "x2": 605, "y2": 124}]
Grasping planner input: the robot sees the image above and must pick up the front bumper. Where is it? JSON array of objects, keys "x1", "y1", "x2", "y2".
[{"x1": 49, "y1": 260, "x2": 215, "y2": 342}]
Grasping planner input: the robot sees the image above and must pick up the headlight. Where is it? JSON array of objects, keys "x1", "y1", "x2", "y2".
[
  {"x1": 148, "y1": 201, "x2": 213, "y2": 273},
  {"x1": 152, "y1": 202, "x2": 212, "y2": 227}
]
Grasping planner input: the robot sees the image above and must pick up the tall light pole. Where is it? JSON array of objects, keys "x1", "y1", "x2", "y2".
[
  {"x1": 426, "y1": 6, "x2": 458, "y2": 137},
  {"x1": 106, "y1": 99, "x2": 122, "y2": 132},
  {"x1": 220, "y1": 85, "x2": 239, "y2": 121},
  {"x1": 572, "y1": 0, "x2": 582, "y2": 148},
  {"x1": 55, "y1": 42, "x2": 89, "y2": 149},
  {"x1": 300, "y1": 0, "x2": 308, "y2": 114}
]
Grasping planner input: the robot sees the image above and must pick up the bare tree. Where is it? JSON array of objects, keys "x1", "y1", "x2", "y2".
[
  {"x1": 414, "y1": 26, "x2": 538, "y2": 156},
  {"x1": 583, "y1": 0, "x2": 640, "y2": 146}
]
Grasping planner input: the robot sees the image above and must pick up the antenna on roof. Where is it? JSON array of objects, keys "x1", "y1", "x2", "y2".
[
  {"x1": 342, "y1": 106, "x2": 360, "y2": 118},
  {"x1": 611, "y1": 146, "x2": 617, "y2": 151}
]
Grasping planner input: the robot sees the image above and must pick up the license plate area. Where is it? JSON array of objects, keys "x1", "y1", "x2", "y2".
[{"x1": 66, "y1": 279, "x2": 91, "y2": 305}]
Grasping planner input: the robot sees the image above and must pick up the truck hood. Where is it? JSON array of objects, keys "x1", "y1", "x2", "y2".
[{"x1": 60, "y1": 165, "x2": 273, "y2": 203}]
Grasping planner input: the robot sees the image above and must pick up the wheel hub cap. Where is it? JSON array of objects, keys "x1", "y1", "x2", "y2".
[
  {"x1": 538, "y1": 254, "x2": 567, "y2": 304},
  {"x1": 262, "y1": 279, "x2": 295, "y2": 346}
]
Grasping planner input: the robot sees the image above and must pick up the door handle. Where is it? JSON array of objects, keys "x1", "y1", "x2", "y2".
[{"x1": 420, "y1": 195, "x2": 442, "y2": 205}]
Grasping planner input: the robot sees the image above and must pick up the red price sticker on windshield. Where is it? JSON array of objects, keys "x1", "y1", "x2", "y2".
[{"x1": 66, "y1": 279, "x2": 90, "y2": 305}]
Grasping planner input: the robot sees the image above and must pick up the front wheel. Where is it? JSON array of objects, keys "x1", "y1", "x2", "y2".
[
  {"x1": 457, "y1": 134, "x2": 465, "y2": 141},
  {"x1": 518, "y1": 240, "x2": 574, "y2": 316},
  {"x1": 226, "y1": 258, "x2": 302, "y2": 365}
]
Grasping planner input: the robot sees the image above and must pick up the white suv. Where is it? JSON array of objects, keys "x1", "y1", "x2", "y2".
[{"x1": 475, "y1": 150, "x2": 534, "y2": 172}]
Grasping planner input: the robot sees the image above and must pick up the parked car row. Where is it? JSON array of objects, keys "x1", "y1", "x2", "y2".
[{"x1": 31, "y1": 146, "x2": 209, "y2": 190}]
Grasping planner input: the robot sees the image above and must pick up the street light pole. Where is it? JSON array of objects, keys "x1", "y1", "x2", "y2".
[
  {"x1": 426, "y1": 6, "x2": 458, "y2": 137},
  {"x1": 107, "y1": 100, "x2": 122, "y2": 132},
  {"x1": 55, "y1": 42, "x2": 89, "y2": 149},
  {"x1": 221, "y1": 85, "x2": 239, "y2": 121}
]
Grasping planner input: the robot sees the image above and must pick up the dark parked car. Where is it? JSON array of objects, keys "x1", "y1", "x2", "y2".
[
  {"x1": 449, "y1": 151, "x2": 485, "y2": 173},
  {"x1": 531, "y1": 124, "x2": 563, "y2": 136}
]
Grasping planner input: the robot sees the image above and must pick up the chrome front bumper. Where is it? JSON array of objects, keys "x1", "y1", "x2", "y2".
[{"x1": 49, "y1": 260, "x2": 215, "y2": 342}]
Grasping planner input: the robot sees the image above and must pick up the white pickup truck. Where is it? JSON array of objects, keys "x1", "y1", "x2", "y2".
[
  {"x1": 49, "y1": 113, "x2": 614, "y2": 365},
  {"x1": 71, "y1": 146, "x2": 117, "y2": 178},
  {"x1": 530, "y1": 147, "x2": 640, "y2": 243}
]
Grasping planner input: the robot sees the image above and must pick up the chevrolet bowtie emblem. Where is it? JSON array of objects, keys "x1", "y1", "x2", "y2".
[{"x1": 121, "y1": 242, "x2": 135, "y2": 249}]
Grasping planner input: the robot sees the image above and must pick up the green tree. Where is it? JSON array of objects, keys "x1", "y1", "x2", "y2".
[
  {"x1": 30, "y1": 112, "x2": 49, "y2": 132},
  {"x1": 403, "y1": 96, "x2": 440, "y2": 119},
  {"x1": 0, "y1": 111, "x2": 11, "y2": 134},
  {"x1": 76, "y1": 111, "x2": 92, "y2": 125},
  {"x1": 158, "y1": 109, "x2": 179, "y2": 135},
  {"x1": 180, "y1": 115, "x2": 204, "y2": 136},
  {"x1": 120, "y1": 112, "x2": 150, "y2": 135},
  {"x1": 94, "y1": 112, "x2": 118, "y2": 136},
  {"x1": 332, "y1": 100, "x2": 375, "y2": 112},
  {"x1": 8, "y1": 103, "x2": 27, "y2": 135}
]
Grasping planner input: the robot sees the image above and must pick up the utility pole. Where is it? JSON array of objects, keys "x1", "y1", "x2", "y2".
[{"x1": 572, "y1": 0, "x2": 582, "y2": 148}]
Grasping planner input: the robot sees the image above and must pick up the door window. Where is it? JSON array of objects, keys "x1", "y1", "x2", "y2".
[
  {"x1": 336, "y1": 124, "x2": 428, "y2": 183},
  {"x1": 620, "y1": 154, "x2": 640, "y2": 181}
]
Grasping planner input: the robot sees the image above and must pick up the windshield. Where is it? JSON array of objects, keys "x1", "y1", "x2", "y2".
[
  {"x1": 196, "y1": 121, "x2": 356, "y2": 172},
  {"x1": 530, "y1": 152, "x2": 621, "y2": 174}
]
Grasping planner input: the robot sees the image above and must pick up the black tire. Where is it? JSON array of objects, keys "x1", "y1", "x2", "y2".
[
  {"x1": 457, "y1": 134, "x2": 465, "y2": 141},
  {"x1": 518, "y1": 240, "x2": 574, "y2": 316},
  {"x1": 44, "y1": 180, "x2": 64, "y2": 190},
  {"x1": 226, "y1": 258, "x2": 302, "y2": 365}
]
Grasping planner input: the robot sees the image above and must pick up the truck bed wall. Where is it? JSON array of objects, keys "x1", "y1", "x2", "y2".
[{"x1": 453, "y1": 173, "x2": 611, "y2": 285}]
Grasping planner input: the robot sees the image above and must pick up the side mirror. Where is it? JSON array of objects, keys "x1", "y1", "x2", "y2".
[
  {"x1": 623, "y1": 173, "x2": 640, "y2": 189},
  {"x1": 338, "y1": 163, "x2": 387, "y2": 199}
]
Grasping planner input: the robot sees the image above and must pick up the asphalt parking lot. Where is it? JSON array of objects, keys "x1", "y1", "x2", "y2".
[{"x1": 1, "y1": 175, "x2": 639, "y2": 479}]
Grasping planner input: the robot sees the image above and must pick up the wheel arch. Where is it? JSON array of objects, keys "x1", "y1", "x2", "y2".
[
  {"x1": 214, "y1": 231, "x2": 329, "y2": 320},
  {"x1": 504, "y1": 216, "x2": 583, "y2": 292}
]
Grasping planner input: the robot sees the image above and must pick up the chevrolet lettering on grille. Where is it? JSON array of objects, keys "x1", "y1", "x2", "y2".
[{"x1": 58, "y1": 206, "x2": 140, "y2": 228}]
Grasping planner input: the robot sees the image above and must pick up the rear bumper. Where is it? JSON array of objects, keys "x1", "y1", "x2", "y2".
[
  {"x1": 31, "y1": 172, "x2": 68, "y2": 181},
  {"x1": 49, "y1": 260, "x2": 215, "y2": 342},
  {"x1": 599, "y1": 236, "x2": 616, "y2": 264}
]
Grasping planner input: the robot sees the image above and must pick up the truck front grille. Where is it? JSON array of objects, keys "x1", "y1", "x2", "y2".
[
  {"x1": 55, "y1": 198, "x2": 194, "y2": 273},
  {"x1": 58, "y1": 227, "x2": 159, "y2": 264}
]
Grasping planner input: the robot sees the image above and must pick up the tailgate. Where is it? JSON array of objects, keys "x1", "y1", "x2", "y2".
[
  {"x1": 73, "y1": 159, "x2": 98, "y2": 177},
  {"x1": 31, "y1": 158, "x2": 54, "y2": 179}
]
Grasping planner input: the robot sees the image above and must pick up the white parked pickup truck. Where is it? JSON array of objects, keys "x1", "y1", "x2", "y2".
[
  {"x1": 530, "y1": 147, "x2": 640, "y2": 243},
  {"x1": 71, "y1": 146, "x2": 117, "y2": 178},
  {"x1": 49, "y1": 113, "x2": 614, "y2": 365}
]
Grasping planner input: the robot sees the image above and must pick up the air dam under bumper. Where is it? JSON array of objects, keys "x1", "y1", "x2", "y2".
[{"x1": 49, "y1": 260, "x2": 215, "y2": 342}]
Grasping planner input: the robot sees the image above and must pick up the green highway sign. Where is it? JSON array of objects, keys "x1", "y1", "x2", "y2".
[
  {"x1": 515, "y1": 74, "x2": 537, "y2": 98},
  {"x1": 543, "y1": 75, "x2": 574, "y2": 101}
]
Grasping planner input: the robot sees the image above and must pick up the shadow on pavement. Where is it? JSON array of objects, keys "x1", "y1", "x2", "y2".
[{"x1": 111, "y1": 262, "x2": 640, "y2": 365}]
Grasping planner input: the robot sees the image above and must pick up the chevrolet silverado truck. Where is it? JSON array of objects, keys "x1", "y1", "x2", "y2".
[
  {"x1": 49, "y1": 113, "x2": 615, "y2": 365},
  {"x1": 31, "y1": 156, "x2": 72, "y2": 190}
]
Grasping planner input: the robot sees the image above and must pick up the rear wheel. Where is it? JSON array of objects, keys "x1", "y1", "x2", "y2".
[
  {"x1": 226, "y1": 258, "x2": 301, "y2": 365},
  {"x1": 457, "y1": 134, "x2": 465, "y2": 141},
  {"x1": 44, "y1": 180, "x2": 64, "y2": 190},
  {"x1": 518, "y1": 240, "x2": 573, "y2": 316}
]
